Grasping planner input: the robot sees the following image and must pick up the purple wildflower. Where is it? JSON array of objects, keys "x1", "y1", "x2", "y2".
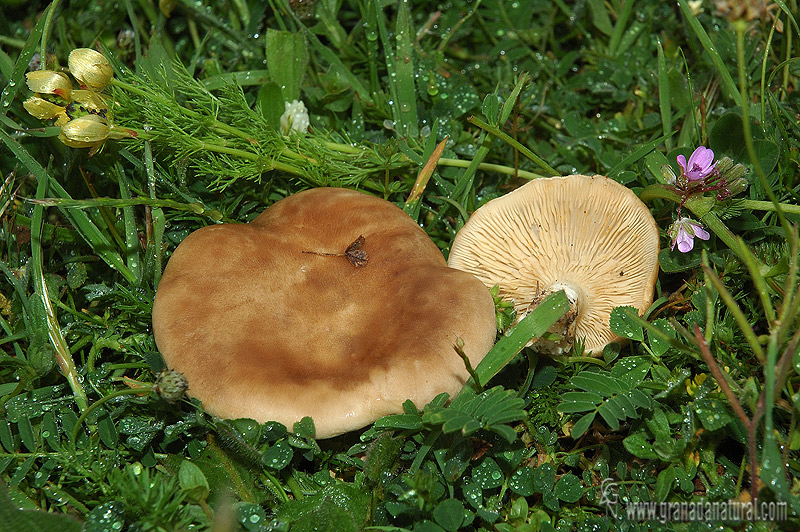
[
  {"x1": 669, "y1": 217, "x2": 710, "y2": 253},
  {"x1": 677, "y1": 146, "x2": 716, "y2": 182}
]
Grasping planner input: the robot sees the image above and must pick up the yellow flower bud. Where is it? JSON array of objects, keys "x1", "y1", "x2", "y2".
[
  {"x1": 23, "y1": 96, "x2": 67, "y2": 120},
  {"x1": 25, "y1": 70, "x2": 72, "y2": 100},
  {"x1": 685, "y1": 373, "x2": 707, "y2": 397},
  {"x1": 68, "y1": 48, "x2": 113, "y2": 91},
  {"x1": 59, "y1": 114, "x2": 109, "y2": 148},
  {"x1": 59, "y1": 113, "x2": 136, "y2": 152}
]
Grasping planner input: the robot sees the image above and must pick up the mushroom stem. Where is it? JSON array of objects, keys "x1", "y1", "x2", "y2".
[{"x1": 523, "y1": 283, "x2": 583, "y2": 355}]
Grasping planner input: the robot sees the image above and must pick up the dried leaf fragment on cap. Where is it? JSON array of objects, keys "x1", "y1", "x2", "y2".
[{"x1": 302, "y1": 234, "x2": 369, "y2": 267}]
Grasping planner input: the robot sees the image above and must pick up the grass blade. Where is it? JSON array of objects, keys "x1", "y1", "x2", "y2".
[
  {"x1": 468, "y1": 116, "x2": 558, "y2": 176},
  {"x1": 0, "y1": 129, "x2": 136, "y2": 283},
  {"x1": 452, "y1": 74, "x2": 531, "y2": 204},
  {"x1": 376, "y1": 0, "x2": 418, "y2": 137},
  {"x1": 31, "y1": 166, "x2": 88, "y2": 413},
  {"x1": 701, "y1": 263, "x2": 765, "y2": 363},
  {"x1": 607, "y1": 132, "x2": 673, "y2": 177},
  {"x1": 393, "y1": 0, "x2": 418, "y2": 137},
  {"x1": 0, "y1": 3, "x2": 51, "y2": 110},
  {"x1": 608, "y1": 0, "x2": 634, "y2": 57},
  {"x1": 114, "y1": 164, "x2": 143, "y2": 284},
  {"x1": 657, "y1": 39, "x2": 673, "y2": 151},
  {"x1": 677, "y1": 0, "x2": 742, "y2": 106},
  {"x1": 462, "y1": 290, "x2": 570, "y2": 395}
]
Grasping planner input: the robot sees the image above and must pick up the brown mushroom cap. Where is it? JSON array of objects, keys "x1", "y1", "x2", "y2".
[
  {"x1": 152, "y1": 188, "x2": 496, "y2": 438},
  {"x1": 447, "y1": 175, "x2": 659, "y2": 355}
]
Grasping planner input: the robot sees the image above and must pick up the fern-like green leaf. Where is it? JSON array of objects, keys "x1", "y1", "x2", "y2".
[
  {"x1": 423, "y1": 386, "x2": 526, "y2": 443},
  {"x1": 559, "y1": 363, "x2": 655, "y2": 439}
]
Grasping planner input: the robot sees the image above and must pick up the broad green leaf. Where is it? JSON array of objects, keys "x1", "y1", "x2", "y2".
[
  {"x1": 97, "y1": 412, "x2": 118, "y2": 448},
  {"x1": 364, "y1": 433, "x2": 404, "y2": 485},
  {"x1": 41, "y1": 413, "x2": 60, "y2": 450},
  {"x1": 234, "y1": 502, "x2": 268, "y2": 531},
  {"x1": 648, "y1": 319, "x2": 677, "y2": 357},
  {"x1": 533, "y1": 463, "x2": 555, "y2": 493},
  {"x1": 531, "y1": 365, "x2": 557, "y2": 389},
  {"x1": 553, "y1": 474, "x2": 583, "y2": 503},
  {"x1": 0, "y1": 419, "x2": 19, "y2": 453},
  {"x1": 17, "y1": 417, "x2": 36, "y2": 453},
  {"x1": 646, "y1": 407, "x2": 671, "y2": 441},
  {"x1": 753, "y1": 139, "x2": 780, "y2": 175},
  {"x1": 645, "y1": 150, "x2": 672, "y2": 184},
  {"x1": 256, "y1": 81, "x2": 285, "y2": 130},
  {"x1": 570, "y1": 412, "x2": 596, "y2": 439},
  {"x1": 509, "y1": 467, "x2": 535, "y2": 496},
  {"x1": 293, "y1": 416, "x2": 316, "y2": 439},
  {"x1": 0, "y1": 480, "x2": 82, "y2": 532},
  {"x1": 5, "y1": 388, "x2": 72, "y2": 422},
  {"x1": 761, "y1": 433, "x2": 792, "y2": 504},
  {"x1": 414, "y1": 521, "x2": 447, "y2": 532},
  {"x1": 508, "y1": 496, "x2": 529, "y2": 522},
  {"x1": 274, "y1": 482, "x2": 370, "y2": 532},
  {"x1": 655, "y1": 466, "x2": 676, "y2": 502},
  {"x1": 709, "y1": 113, "x2": 746, "y2": 156},
  {"x1": 623, "y1": 433, "x2": 657, "y2": 459},
  {"x1": 481, "y1": 92, "x2": 501, "y2": 125},
  {"x1": 472, "y1": 458, "x2": 503, "y2": 490},
  {"x1": 83, "y1": 501, "x2": 126, "y2": 532},
  {"x1": 611, "y1": 356, "x2": 652, "y2": 385},
  {"x1": 179, "y1": 460, "x2": 210, "y2": 503},
  {"x1": 490, "y1": 424, "x2": 518, "y2": 444},
  {"x1": 653, "y1": 437, "x2": 687, "y2": 462},
  {"x1": 65, "y1": 263, "x2": 88, "y2": 290},
  {"x1": 9, "y1": 457, "x2": 35, "y2": 487},
  {"x1": 693, "y1": 398, "x2": 733, "y2": 431},
  {"x1": 610, "y1": 306, "x2": 644, "y2": 342},
  {"x1": 463, "y1": 482, "x2": 483, "y2": 509},
  {"x1": 432, "y1": 499, "x2": 466, "y2": 532},
  {"x1": 262, "y1": 441, "x2": 293, "y2": 471},
  {"x1": 597, "y1": 401, "x2": 622, "y2": 430},
  {"x1": 614, "y1": 392, "x2": 637, "y2": 416}
]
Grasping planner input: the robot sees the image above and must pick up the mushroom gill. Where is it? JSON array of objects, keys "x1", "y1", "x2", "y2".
[{"x1": 447, "y1": 174, "x2": 660, "y2": 355}]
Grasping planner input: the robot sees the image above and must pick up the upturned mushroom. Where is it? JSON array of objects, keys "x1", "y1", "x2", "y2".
[
  {"x1": 447, "y1": 174, "x2": 659, "y2": 355},
  {"x1": 152, "y1": 188, "x2": 497, "y2": 438}
]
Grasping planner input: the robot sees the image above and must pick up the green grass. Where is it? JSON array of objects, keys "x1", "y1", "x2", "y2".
[{"x1": 1, "y1": 0, "x2": 800, "y2": 530}]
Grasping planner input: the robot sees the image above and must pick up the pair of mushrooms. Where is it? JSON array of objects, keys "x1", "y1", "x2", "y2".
[{"x1": 152, "y1": 175, "x2": 659, "y2": 438}]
